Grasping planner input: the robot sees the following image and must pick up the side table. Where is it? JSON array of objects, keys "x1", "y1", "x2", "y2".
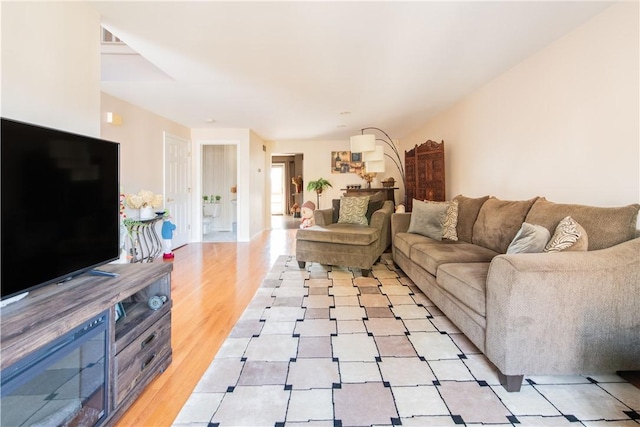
[{"x1": 123, "y1": 216, "x2": 163, "y2": 263}]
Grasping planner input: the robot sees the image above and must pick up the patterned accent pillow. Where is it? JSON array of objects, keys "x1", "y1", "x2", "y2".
[
  {"x1": 442, "y1": 199, "x2": 459, "y2": 241},
  {"x1": 337, "y1": 196, "x2": 370, "y2": 225},
  {"x1": 544, "y1": 216, "x2": 588, "y2": 252}
]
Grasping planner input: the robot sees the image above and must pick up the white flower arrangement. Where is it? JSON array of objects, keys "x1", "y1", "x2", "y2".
[{"x1": 125, "y1": 190, "x2": 163, "y2": 209}]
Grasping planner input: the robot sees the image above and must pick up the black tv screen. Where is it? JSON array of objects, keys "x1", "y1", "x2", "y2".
[{"x1": 1, "y1": 118, "x2": 120, "y2": 300}]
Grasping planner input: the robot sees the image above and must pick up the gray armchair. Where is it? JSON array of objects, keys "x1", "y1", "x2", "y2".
[{"x1": 295, "y1": 200, "x2": 394, "y2": 276}]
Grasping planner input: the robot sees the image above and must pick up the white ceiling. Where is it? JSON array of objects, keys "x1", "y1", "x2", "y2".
[{"x1": 94, "y1": 1, "x2": 612, "y2": 141}]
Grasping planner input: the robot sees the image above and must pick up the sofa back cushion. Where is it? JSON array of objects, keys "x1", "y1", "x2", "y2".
[
  {"x1": 472, "y1": 197, "x2": 538, "y2": 253},
  {"x1": 453, "y1": 195, "x2": 490, "y2": 243},
  {"x1": 525, "y1": 198, "x2": 640, "y2": 250}
]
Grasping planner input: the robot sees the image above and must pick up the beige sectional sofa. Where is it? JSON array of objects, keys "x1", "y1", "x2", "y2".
[{"x1": 392, "y1": 195, "x2": 640, "y2": 391}]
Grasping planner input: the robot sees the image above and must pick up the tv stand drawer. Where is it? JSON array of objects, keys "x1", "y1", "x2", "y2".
[{"x1": 115, "y1": 311, "x2": 171, "y2": 405}]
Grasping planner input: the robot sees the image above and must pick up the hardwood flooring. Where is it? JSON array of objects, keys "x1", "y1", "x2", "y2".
[{"x1": 115, "y1": 220, "x2": 298, "y2": 427}]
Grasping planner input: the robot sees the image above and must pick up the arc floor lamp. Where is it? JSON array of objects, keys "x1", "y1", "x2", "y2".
[{"x1": 350, "y1": 127, "x2": 407, "y2": 206}]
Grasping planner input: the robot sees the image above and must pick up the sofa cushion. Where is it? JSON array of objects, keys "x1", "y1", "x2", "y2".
[
  {"x1": 472, "y1": 197, "x2": 538, "y2": 253},
  {"x1": 338, "y1": 196, "x2": 370, "y2": 225},
  {"x1": 453, "y1": 195, "x2": 490, "y2": 243},
  {"x1": 394, "y1": 232, "x2": 431, "y2": 259},
  {"x1": 506, "y1": 223, "x2": 551, "y2": 254},
  {"x1": 411, "y1": 240, "x2": 498, "y2": 276},
  {"x1": 297, "y1": 224, "x2": 379, "y2": 246},
  {"x1": 408, "y1": 199, "x2": 448, "y2": 240},
  {"x1": 544, "y1": 216, "x2": 588, "y2": 252},
  {"x1": 525, "y1": 198, "x2": 640, "y2": 250},
  {"x1": 437, "y1": 263, "x2": 490, "y2": 317}
]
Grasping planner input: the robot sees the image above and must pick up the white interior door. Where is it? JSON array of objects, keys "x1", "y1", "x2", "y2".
[{"x1": 164, "y1": 133, "x2": 191, "y2": 249}]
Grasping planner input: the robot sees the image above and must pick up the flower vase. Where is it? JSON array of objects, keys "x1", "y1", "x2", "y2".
[{"x1": 140, "y1": 206, "x2": 154, "y2": 219}]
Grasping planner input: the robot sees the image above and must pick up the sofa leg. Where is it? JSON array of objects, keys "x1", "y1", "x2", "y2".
[
  {"x1": 498, "y1": 371, "x2": 524, "y2": 392},
  {"x1": 298, "y1": 261, "x2": 306, "y2": 269},
  {"x1": 361, "y1": 269, "x2": 371, "y2": 277}
]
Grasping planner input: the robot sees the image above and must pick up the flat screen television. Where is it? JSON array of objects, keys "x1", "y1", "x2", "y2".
[{"x1": 1, "y1": 118, "x2": 120, "y2": 301}]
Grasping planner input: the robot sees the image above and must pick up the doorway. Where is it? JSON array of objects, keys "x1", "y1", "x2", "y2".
[
  {"x1": 202, "y1": 145, "x2": 237, "y2": 242},
  {"x1": 271, "y1": 153, "x2": 303, "y2": 226},
  {"x1": 271, "y1": 163, "x2": 285, "y2": 215}
]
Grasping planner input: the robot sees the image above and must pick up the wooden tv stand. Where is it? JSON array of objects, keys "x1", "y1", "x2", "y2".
[{"x1": 0, "y1": 261, "x2": 173, "y2": 426}]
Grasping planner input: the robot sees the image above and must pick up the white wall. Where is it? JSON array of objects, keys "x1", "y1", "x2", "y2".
[
  {"x1": 101, "y1": 93, "x2": 190, "y2": 198},
  {"x1": 401, "y1": 2, "x2": 639, "y2": 211},
  {"x1": 1, "y1": 2, "x2": 101, "y2": 136},
  {"x1": 249, "y1": 131, "x2": 269, "y2": 238}
]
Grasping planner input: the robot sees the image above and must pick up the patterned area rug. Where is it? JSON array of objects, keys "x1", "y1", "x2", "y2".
[{"x1": 173, "y1": 255, "x2": 639, "y2": 427}]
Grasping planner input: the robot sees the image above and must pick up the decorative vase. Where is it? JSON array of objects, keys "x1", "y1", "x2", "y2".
[{"x1": 140, "y1": 206, "x2": 154, "y2": 219}]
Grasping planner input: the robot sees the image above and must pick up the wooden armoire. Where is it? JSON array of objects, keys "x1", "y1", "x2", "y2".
[{"x1": 404, "y1": 140, "x2": 445, "y2": 211}]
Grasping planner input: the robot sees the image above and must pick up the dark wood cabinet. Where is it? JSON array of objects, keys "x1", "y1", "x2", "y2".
[{"x1": 405, "y1": 140, "x2": 445, "y2": 211}]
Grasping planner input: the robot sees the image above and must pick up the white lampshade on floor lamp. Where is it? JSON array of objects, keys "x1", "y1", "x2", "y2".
[
  {"x1": 350, "y1": 127, "x2": 407, "y2": 205},
  {"x1": 350, "y1": 134, "x2": 376, "y2": 153},
  {"x1": 364, "y1": 146, "x2": 385, "y2": 173}
]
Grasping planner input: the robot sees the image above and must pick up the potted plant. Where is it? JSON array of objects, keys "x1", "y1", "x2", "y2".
[
  {"x1": 307, "y1": 178, "x2": 332, "y2": 207},
  {"x1": 215, "y1": 195, "x2": 222, "y2": 202}
]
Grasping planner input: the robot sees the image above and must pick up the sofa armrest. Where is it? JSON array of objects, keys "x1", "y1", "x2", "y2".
[
  {"x1": 370, "y1": 201, "x2": 394, "y2": 251},
  {"x1": 370, "y1": 200, "x2": 394, "y2": 229},
  {"x1": 485, "y1": 237, "x2": 640, "y2": 376},
  {"x1": 314, "y1": 208, "x2": 334, "y2": 226},
  {"x1": 391, "y1": 213, "x2": 411, "y2": 236}
]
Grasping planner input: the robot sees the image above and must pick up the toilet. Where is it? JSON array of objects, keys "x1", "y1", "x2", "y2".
[{"x1": 202, "y1": 203, "x2": 221, "y2": 233}]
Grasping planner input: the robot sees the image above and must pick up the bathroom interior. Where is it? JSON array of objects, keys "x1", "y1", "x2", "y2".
[{"x1": 202, "y1": 145, "x2": 238, "y2": 242}]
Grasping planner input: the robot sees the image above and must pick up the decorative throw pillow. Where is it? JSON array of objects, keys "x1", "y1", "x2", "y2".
[
  {"x1": 337, "y1": 196, "x2": 370, "y2": 225},
  {"x1": 506, "y1": 222, "x2": 551, "y2": 254},
  {"x1": 333, "y1": 197, "x2": 385, "y2": 225},
  {"x1": 442, "y1": 200, "x2": 459, "y2": 241},
  {"x1": 544, "y1": 216, "x2": 588, "y2": 252},
  {"x1": 407, "y1": 199, "x2": 448, "y2": 240},
  {"x1": 415, "y1": 199, "x2": 459, "y2": 241}
]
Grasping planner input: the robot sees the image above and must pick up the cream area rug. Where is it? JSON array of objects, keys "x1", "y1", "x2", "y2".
[{"x1": 173, "y1": 254, "x2": 639, "y2": 427}]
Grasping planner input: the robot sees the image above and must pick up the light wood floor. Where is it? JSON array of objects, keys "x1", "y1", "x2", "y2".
[{"x1": 115, "y1": 219, "x2": 298, "y2": 426}]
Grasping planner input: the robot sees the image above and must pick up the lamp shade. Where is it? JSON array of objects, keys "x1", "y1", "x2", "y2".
[
  {"x1": 363, "y1": 145, "x2": 384, "y2": 162},
  {"x1": 350, "y1": 134, "x2": 376, "y2": 153},
  {"x1": 365, "y1": 160, "x2": 385, "y2": 173}
]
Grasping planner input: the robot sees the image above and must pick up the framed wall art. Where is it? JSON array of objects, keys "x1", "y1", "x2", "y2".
[{"x1": 331, "y1": 151, "x2": 365, "y2": 174}]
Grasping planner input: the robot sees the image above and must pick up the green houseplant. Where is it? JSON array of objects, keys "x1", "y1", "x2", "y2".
[{"x1": 307, "y1": 178, "x2": 332, "y2": 207}]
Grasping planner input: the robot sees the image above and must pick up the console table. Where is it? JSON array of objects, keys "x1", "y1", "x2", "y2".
[{"x1": 341, "y1": 187, "x2": 398, "y2": 204}]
